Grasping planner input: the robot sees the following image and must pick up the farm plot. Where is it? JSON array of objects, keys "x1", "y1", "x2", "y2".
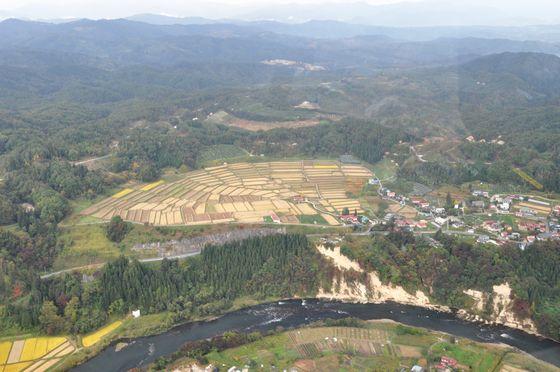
[
  {"x1": 287, "y1": 327, "x2": 395, "y2": 358},
  {"x1": 0, "y1": 336, "x2": 73, "y2": 372},
  {"x1": 82, "y1": 161, "x2": 373, "y2": 227}
]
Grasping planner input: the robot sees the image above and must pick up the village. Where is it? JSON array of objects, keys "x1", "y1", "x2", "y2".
[{"x1": 367, "y1": 180, "x2": 560, "y2": 249}]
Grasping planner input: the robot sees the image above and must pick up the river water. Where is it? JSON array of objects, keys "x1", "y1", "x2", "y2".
[{"x1": 74, "y1": 299, "x2": 560, "y2": 371}]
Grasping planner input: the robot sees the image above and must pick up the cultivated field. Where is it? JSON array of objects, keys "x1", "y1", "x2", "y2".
[
  {"x1": 81, "y1": 321, "x2": 123, "y2": 348},
  {"x1": 81, "y1": 161, "x2": 373, "y2": 227},
  {"x1": 0, "y1": 336, "x2": 74, "y2": 372},
  {"x1": 287, "y1": 327, "x2": 399, "y2": 358}
]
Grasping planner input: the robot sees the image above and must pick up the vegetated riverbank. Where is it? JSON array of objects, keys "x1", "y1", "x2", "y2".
[
  {"x1": 166, "y1": 319, "x2": 558, "y2": 372},
  {"x1": 73, "y1": 299, "x2": 560, "y2": 372},
  {"x1": 58, "y1": 297, "x2": 278, "y2": 370}
]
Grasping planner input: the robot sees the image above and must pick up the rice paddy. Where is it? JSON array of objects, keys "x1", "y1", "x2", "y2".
[
  {"x1": 0, "y1": 336, "x2": 73, "y2": 372},
  {"x1": 81, "y1": 321, "x2": 123, "y2": 348},
  {"x1": 82, "y1": 161, "x2": 373, "y2": 227}
]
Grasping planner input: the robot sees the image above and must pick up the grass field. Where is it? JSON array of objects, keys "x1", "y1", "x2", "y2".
[
  {"x1": 197, "y1": 144, "x2": 249, "y2": 166},
  {"x1": 297, "y1": 214, "x2": 328, "y2": 225},
  {"x1": 431, "y1": 341, "x2": 501, "y2": 370},
  {"x1": 371, "y1": 158, "x2": 397, "y2": 181},
  {"x1": 55, "y1": 225, "x2": 121, "y2": 270},
  {"x1": 82, "y1": 321, "x2": 123, "y2": 348}
]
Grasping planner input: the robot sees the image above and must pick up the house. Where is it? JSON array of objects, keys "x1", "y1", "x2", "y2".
[
  {"x1": 518, "y1": 222, "x2": 546, "y2": 232},
  {"x1": 478, "y1": 235, "x2": 490, "y2": 243},
  {"x1": 411, "y1": 366, "x2": 424, "y2": 372},
  {"x1": 435, "y1": 356, "x2": 458, "y2": 371},
  {"x1": 340, "y1": 215, "x2": 359, "y2": 224},
  {"x1": 471, "y1": 200, "x2": 485, "y2": 209},
  {"x1": 269, "y1": 212, "x2": 281, "y2": 224},
  {"x1": 472, "y1": 190, "x2": 489, "y2": 198},
  {"x1": 410, "y1": 197, "x2": 429, "y2": 208},
  {"x1": 441, "y1": 356, "x2": 458, "y2": 368},
  {"x1": 368, "y1": 178, "x2": 380, "y2": 185},
  {"x1": 20, "y1": 203, "x2": 35, "y2": 213},
  {"x1": 510, "y1": 232, "x2": 521, "y2": 240},
  {"x1": 433, "y1": 207, "x2": 446, "y2": 215},
  {"x1": 537, "y1": 232, "x2": 557, "y2": 241},
  {"x1": 482, "y1": 220, "x2": 502, "y2": 233},
  {"x1": 416, "y1": 220, "x2": 428, "y2": 229}
]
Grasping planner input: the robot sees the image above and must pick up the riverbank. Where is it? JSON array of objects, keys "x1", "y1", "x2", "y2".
[
  {"x1": 58, "y1": 296, "x2": 280, "y2": 370},
  {"x1": 315, "y1": 244, "x2": 549, "y2": 341},
  {"x1": 167, "y1": 319, "x2": 558, "y2": 372},
  {"x1": 73, "y1": 300, "x2": 560, "y2": 371}
]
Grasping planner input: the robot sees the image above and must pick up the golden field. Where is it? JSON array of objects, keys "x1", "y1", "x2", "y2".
[{"x1": 82, "y1": 160, "x2": 373, "y2": 226}]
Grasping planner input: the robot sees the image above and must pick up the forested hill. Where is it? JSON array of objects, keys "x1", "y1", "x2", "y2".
[
  {"x1": 1, "y1": 18, "x2": 559, "y2": 70},
  {"x1": 458, "y1": 52, "x2": 560, "y2": 100}
]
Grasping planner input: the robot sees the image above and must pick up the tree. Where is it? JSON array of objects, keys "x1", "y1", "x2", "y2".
[
  {"x1": 106, "y1": 216, "x2": 131, "y2": 243},
  {"x1": 0, "y1": 197, "x2": 15, "y2": 225},
  {"x1": 445, "y1": 192, "x2": 454, "y2": 210},
  {"x1": 342, "y1": 207, "x2": 350, "y2": 215},
  {"x1": 108, "y1": 298, "x2": 125, "y2": 316},
  {"x1": 64, "y1": 296, "x2": 80, "y2": 332},
  {"x1": 39, "y1": 301, "x2": 64, "y2": 335}
]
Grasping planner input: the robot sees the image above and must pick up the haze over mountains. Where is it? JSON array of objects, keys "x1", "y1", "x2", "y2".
[{"x1": 2, "y1": 0, "x2": 560, "y2": 26}]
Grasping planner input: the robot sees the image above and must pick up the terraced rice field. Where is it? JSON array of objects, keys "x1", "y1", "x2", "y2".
[
  {"x1": 81, "y1": 321, "x2": 123, "y2": 348},
  {"x1": 0, "y1": 337, "x2": 73, "y2": 372},
  {"x1": 82, "y1": 161, "x2": 373, "y2": 226}
]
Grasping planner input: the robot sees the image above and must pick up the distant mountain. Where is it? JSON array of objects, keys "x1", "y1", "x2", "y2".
[
  {"x1": 1, "y1": 18, "x2": 559, "y2": 71},
  {"x1": 125, "y1": 14, "x2": 560, "y2": 43},
  {"x1": 236, "y1": 1, "x2": 548, "y2": 27},
  {"x1": 126, "y1": 14, "x2": 216, "y2": 26}
]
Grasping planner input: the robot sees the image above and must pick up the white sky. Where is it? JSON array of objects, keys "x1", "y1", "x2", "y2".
[{"x1": 0, "y1": 0, "x2": 559, "y2": 23}]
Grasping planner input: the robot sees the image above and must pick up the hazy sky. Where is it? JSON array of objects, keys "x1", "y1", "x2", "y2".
[{"x1": 1, "y1": 0, "x2": 559, "y2": 24}]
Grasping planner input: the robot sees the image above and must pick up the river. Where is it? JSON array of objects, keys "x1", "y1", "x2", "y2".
[{"x1": 74, "y1": 299, "x2": 560, "y2": 371}]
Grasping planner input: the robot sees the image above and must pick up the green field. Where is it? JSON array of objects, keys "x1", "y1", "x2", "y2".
[
  {"x1": 197, "y1": 144, "x2": 250, "y2": 166},
  {"x1": 165, "y1": 321, "x2": 557, "y2": 372},
  {"x1": 297, "y1": 214, "x2": 328, "y2": 225},
  {"x1": 371, "y1": 157, "x2": 398, "y2": 181}
]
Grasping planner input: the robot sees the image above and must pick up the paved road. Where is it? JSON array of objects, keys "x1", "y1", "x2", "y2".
[
  {"x1": 72, "y1": 154, "x2": 112, "y2": 166},
  {"x1": 40, "y1": 251, "x2": 201, "y2": 279}
]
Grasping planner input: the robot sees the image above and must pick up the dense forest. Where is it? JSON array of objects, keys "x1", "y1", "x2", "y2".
[
  {"x1": 340, "y1": 232, "x2": 560, "y2": 340},
  {"x1": 1, "y1": 234, "x2": 323, "y2": 334}
]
